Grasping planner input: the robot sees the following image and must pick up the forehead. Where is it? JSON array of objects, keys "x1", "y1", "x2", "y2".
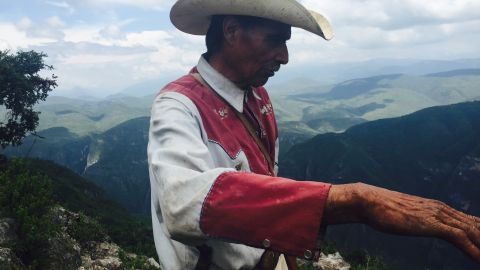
[{"x1": 240, "y1": 16, "x2": 291, "y2": 39}]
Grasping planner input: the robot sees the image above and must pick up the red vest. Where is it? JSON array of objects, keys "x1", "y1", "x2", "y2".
[{"x1": 161, "y1": 73, "x2": 278, "y2": 176}]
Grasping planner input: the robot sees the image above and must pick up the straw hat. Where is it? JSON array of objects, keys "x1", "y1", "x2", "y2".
[{"x1": 170, "y1": 0, "x2": 333, "y2": 40}]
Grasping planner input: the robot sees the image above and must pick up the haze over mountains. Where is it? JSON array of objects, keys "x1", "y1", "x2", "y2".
[
  {"x1": 49, "y1": 58, "x2": 480, "y2": 99},
  {"x1": 37, "y1": 58, "x2": 480, "y2": 136},
  {"x1": 27, "y1": 66, "x2": 480, "y2": 163},
  {"x1": 274, "y1": 68, "x2": 480, "y2": 132}
]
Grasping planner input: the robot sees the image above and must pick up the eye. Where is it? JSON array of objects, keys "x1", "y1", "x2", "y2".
[{"x1": 267, "y1": 37, "x2": 287, "y2": 47}]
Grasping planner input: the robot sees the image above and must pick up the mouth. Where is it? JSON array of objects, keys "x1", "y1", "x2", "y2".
[{"x1": 267, "y1": 66, "x2": 280, "y2": 77}]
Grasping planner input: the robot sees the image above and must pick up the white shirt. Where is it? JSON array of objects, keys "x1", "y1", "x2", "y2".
[{"x1": 148, "y1": 57, "x2": 269, "y2": 270}]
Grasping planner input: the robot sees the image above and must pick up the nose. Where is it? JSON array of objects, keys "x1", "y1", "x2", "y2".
[{"x1": 276, "y1": 43, "x2": 289, "y2": 65}]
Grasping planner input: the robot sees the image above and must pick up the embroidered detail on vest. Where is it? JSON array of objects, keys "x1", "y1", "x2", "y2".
[
  {"x1": 260, "y1": 103, "x2": 273, "y2": 116},
  {"x1": 215, "y1": 107, "x2": 229, "y2": 120}
]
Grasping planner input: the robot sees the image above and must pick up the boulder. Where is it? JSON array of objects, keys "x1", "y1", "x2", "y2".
[
  {"x1": 79, "y1": 241, "x2": 122, "y2": 270},
  {"x1": 314, "y1": 252, "x2": 351, "y2": 270},
  {"x1": 0, "y1": 218, "x2": 18, "y2": 245},
  {"x1": 0, "y1": 247, "x2": 24, "y2": 269},
  {"x1": 44, "y1": 231, "x2": 82, "y2": 269}
]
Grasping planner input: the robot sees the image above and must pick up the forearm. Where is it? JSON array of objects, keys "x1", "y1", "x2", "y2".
[{"x1": 323, "y1": 183, "x2": 365, "y2": 225}]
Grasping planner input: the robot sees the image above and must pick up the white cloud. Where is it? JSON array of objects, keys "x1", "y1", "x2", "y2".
[
  {"x1": 302, "y1": 0, "x2": 480, "y2": 30},
  {"x1": 66, "y1": 0, "x2": 172, "y2": 10},
  {"x1": 46, "y1": 16, "x2": 66, "y2": 28},
  {"x1": 401, "y1": 0, "x2": 480, "y2": 20},
  {"x1": 25, "y1": 20, "x2": 204, "y2": 96},
  {"x1": 45, "y1": 1, "x2": 75, "y2": 14},
  {"x1": 99, "y1": 25, "x2": 125, "y2": 39},
  {"x1": 17, "y1": 17, "x2": 32, "y2": 30},
  {"x1": 3, "y1": 0, "x2": 479, "y2": 97},
  {"x1": 0, "y1": 23, "x2": 56, "y2": 50},
  {"x1": 285, "y1": 0, "x2": 480, "y2": 65}
]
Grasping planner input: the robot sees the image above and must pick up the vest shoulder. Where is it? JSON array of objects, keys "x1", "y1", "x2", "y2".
[{"x1": 160, "y1": 74, "x2": 202, "y2": 94}]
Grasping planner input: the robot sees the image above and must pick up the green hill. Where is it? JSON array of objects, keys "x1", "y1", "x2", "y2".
[
  {"x1": 280, "y1": 101, "x2": 480, "y2": 269},
  {"x1": 83, "y1": 117, "x2": 151, "y2": 215},
  {"x1": 35, "y1": 94, "x2": 153, "y2": 136},
  {"x1": 0, "y1": 158, "x2": 156, "y2": 261},
  {"x1": 4, "y1": 117, "x2": 151, "y2": 215},
  {"x1": 26, "y1": 158, "x2": 155, "y2": 257}
]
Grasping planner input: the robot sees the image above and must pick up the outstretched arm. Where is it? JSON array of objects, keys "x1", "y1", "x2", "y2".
[{"x1": 324, "y1": 183, "x2": 480, "y2": 262}]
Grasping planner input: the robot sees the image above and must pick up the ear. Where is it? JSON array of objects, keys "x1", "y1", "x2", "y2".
[{"x1": 222, "y1": 15, "x2": 242, "y2": 46}]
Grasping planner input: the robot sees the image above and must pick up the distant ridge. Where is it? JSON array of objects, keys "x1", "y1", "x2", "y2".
[{"x1": 425, "y1": 68, "x2": 480, "y2": 77}]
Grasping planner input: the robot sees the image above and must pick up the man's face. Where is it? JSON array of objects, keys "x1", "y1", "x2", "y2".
[{"x1": 228, "y1": 18, "x2": 291, "y2": 88}]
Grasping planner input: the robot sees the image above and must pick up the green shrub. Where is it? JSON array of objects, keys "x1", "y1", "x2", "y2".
[
  {"x1": 344, "y1": 250, "x2": 390, "y2": 270},
  {"x1": 0, "y1": 158, "x2": 60, "y2": 265},
  {"x1": 118, "y1": 249, "x2": 158, "y2": 270},
  {"x1": 68, "y1": 212, "x2": 106, "y2": 245},
  {"x1": 297, "y1": 240, "x2": 390, "y2": 270}
]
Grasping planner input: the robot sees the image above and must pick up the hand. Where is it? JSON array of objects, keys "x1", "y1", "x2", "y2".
[{"x1": 324, "y1": 183, "x2": 480, "y2": 263}]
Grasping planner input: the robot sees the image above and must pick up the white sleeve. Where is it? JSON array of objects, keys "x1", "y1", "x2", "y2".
[{"x1": 148, "y1": 92, "x2": 234, "y2": 244}]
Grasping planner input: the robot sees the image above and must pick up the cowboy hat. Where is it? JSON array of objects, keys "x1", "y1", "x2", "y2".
[{"x1": 170, "y1": 0, "x2": 333, "y2": 40}]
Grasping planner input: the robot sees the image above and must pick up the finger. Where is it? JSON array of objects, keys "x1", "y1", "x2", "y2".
[
  {"x1": 472, "y1": 215, "x2": 480, "y2": 228},
  {"x1": 468, "y1": 215, "x2": 480, "y2": 248},
  {"x1": 437, "y1": 206, "x2": 480, "y2": 248},
  {"x1": 440, "y1": 223, "x2": 480, "y2": 263},
  {"x1": 443, "y1": 206, "x2": 480, "y2": 247}
]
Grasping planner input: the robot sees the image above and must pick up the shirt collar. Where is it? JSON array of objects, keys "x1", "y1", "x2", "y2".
[{"x1": 196, "y1": 56, "x2": 245, "y2": 113}]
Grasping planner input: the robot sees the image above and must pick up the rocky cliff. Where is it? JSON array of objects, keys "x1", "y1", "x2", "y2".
[{"x1": 0, "y1": 207, "x2": 159, "y2": 270}]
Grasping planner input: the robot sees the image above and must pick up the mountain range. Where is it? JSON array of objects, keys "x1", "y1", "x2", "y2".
[
  {"x1": 5, "y1": 68, "x2": 480, "y2": 214},
  {"x1": 6, "y1": 97, "x2": 480, "y2": 269},
  {"x1": 3, "y1": 65, "x2": 480, "y2": 268},
  {"x1": 280, "y1": 101, "x2": 480, "y2": 270},
  {"x1": 29, "y1": 68, "x2": 480, "y2": 157}
]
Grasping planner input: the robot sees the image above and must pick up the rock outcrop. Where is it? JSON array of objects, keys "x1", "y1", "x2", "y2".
[
  {"x1": 0, "y1": 218, "x2": 24, "y2": 268},
  {"x1": 315, "y1": 252, "x2": 351, "y2": 270},
  {"x1": 0, "y1": 207, "x2": 160, "y2": 270},
  {"x1": 297, "y1": 252, "x2": 351, "y2": 270}
]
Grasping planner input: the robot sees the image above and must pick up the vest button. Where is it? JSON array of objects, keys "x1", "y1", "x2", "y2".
[
  {"x1": 262, "y1": 239, "x2": 271, "y2": 248},
  {"x1": 235, "y1": 163, "x2": 242, "y2": 171},
  {"x1": 304, "y1": 249, "x2": 313, "y2": 260}
]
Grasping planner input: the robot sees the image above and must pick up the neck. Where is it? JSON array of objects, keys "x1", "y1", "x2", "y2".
[{"x1": 207, "y1": 53, "x2": 249, "y2": 90}]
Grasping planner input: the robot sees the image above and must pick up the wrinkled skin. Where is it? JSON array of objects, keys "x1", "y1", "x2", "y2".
[
  {"x1": 209, "y1": 16, "x2": 290, "y2": 89},
  {"x1": 325, "y1": 183, "x2": 480, "y2": 263}
]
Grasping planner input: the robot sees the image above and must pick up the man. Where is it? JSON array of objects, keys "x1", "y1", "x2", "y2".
[{"x1": 148, "y1": 0, "x2": 480, "y2": 269}]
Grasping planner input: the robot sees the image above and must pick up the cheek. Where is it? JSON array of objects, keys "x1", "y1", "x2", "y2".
[
  {"x1": 237, "y1": 56, "x2": 262, "y2": 78},
  {"x1": 236, "y1": 37, "x2": 273, "y2": 77},
  {"x1": 245, "y1": 51, "x2": 271, "y2": 73}
]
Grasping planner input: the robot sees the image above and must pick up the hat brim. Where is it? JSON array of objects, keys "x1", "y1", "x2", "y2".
[{"x1": 170, "y1": 0, "x2": 333, "y2": 40}]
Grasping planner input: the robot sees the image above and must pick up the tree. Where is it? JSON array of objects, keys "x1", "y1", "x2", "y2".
[{"x1": 0, "y1": 50, "x2": 57, "y2": 148}]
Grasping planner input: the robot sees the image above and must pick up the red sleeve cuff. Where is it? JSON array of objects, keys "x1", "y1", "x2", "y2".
[{"x1": 200, "y1": 172, "x2": 332, "y2": 259}]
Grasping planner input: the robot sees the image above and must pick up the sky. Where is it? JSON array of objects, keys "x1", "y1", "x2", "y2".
[{"x1": 1, "y1": 0, "x2": 479, "y2": 97}]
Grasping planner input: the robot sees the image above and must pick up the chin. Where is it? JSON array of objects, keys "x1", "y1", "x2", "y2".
[{"x1": 251, "y1": 77, "x2": 270, "y2": 87}]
